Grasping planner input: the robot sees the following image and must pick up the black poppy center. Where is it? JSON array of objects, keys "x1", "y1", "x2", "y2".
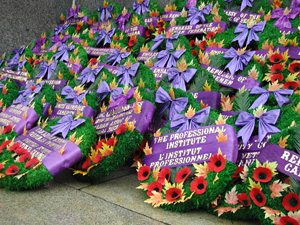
[
  {"x1": 153, "y1": 188, "x2": 159, "y2": 192},
  {"x1": 172, "y1": 192, "x2": 179, "y2": 198},
  {"x1": 275, "y1": 68, "x2": 281, "y2": 73},
  {"x1": 289, "y1": 198, "x2": 298, "y2": 207},
  {"x1": 255, "y1": 193, "x2": 263, "y2": 203},
  {"x1": 293, "y1": 67, "x2": 300, "y2": 72},
  {"x1": 182, "y1": 173, "x2": 187, "y2": 179},
  {"x1": 274, "y1": 58, "x2": 280, "y2": 62},
  {"x1": 258, "y1": 172, "x2": 267, "y2": 180},
  {"x1": 143, "y1": 171, "x2": 149, "y2": 177},
  {"x1": 286, "y1": 223, "x2": 293, "y2": 225},
  {"x1": 242, "y1": 200, "x2": 249, "y2": 206},
  {"x1": 197, "y1": 183, "x2": 204, "y2": 190},
  {"x1": 215, "y1": 160, "x2": 222, "y2": 167},
  {"x1": 165, "y1": 174, "x2": 170, "y2": 180}
]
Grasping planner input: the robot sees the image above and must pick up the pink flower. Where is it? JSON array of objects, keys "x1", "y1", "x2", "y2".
[{"x1": 225, "y1": 186, "x2": 238, "y2": 205}]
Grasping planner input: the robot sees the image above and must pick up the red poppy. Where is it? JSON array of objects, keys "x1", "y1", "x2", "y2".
[
  {"x1": 76, "y1": 24, "x2": 82, "y2": 31},
  {"x1": 190, "y1": 176, "x2": 207, "y2": 195},
  {"x1": 7, "y1": 142, "x2": 20, "y2": 151},
  {"x1": 270, "y1": 73, "x2": 284, "y2": 82},
  {"x1": 28, "y1": 58, "x2": 33, "y2": 64},
  {"x1": 199, "y1": 40, "x2": 207, "y2": 50},
  {"x1": 82, "y1": 157, "x2": 91, "y2": 170},
  {"x1": 158, "y1": 27, "x2": 165, "y2": 34},
  {"x1": 2, "y1": 86, "x2": 7, "y2": 94},
  {"x1": 288, "y1": 61, "x2": 300, "y2": 73},
  {"x1": 165, "y1": 187, "x2": 181, "y2": 202},
  {"x1": 249, "y1": 188, "x2": 266, "y2": 207},
  {"x1": 189, "y1": 40, "x2": 196, "y2": 49},
  {"x1": 253, "y1": 167, "x2": 273, "y2": 183},
  {"x1": 232, "y1": 166, "x2": 243, "y2": 179},
  {"x1": 157, "y1": 21, "x2": 165, "y2": 28},
  {"x1": 271, "y1": 64, "x2": 284, "y2": 73},
  {"x1": 106, "y1": 137, "x2": 116, "y2": 147},
  {"x1": 199, "y1": 57, "x2": 202, "y2": 64},
  {"x1": 93, "y1": 152, "x2": 103, "y2": 163},
  {"x1": 237, "y1": 193, "x2": 250, "y2": 206},
  {"x1": 3, "y1": 124, "x2": 12, "y2": 134},
  {"x1": 147, "y1": 181, "x2": 163, "y2": 197},
  {"x1": 19, "y1": 153, "x2": 31, "y2": 162},
  {"x1": 282, "y1": 193, "x2": 300, "y2": 211},
  {"x1": 128, "y1": 37, "x2": 137, "y2": 47},
  {"x1": 269, "y1": 52, "x2": 283, "y2": 63},
  {"x1": 34, "y1": 59, "x2": 40, "y2": 65},
  {"x1": 175, "y1": 167, "x2": 191, "y2": 183},
  {"x1": 145, "y1": 29, "x2": 152, "y2": 38},
  {"x1": 279, "y1": 216, "x2": 299, "y2": 225},
  {"x1": 0, "y1": 163, "x2": 3, "y2": 172},
  {"x1": 137, "y1": 165, "x2": 151, "y2": 181},
  {"x1": 284, "y1": 81, "x2": 298, "y2": 90},
  {"x1": 206, "y1": 32, "x2": 215, "y2": 39},
  {"x1": 116, "y1": 124, "x2": 127, "y2": 135},
  {"x1": 207, "y1": 154, "x2": 226, "y2": 173},
  {"x1": 0, "y1": 140, "x2": 12, "y2": 149},
  {"x1": 113, "y1": 36, "x2": 118, "y2": 41},
  {"x1": 5, "y1": 164, "x2": 19, "y2": 175},
  {"x1": 24, "y1": 158, "x2": 39, "y2": 169},
  {"x1": 157, "y1": 167, "x2": 171, "y2": 185},
  {"x1": 89, "y1": 58, "x2": 97, "y2": 66},
  {"x1": 14, "y1": 148, "x2": 28, "y2": 156},
  {"x1": 192, "y1": 50, "x2": 198, "y2": 56},
  {"x1": 216, "y1": 27, "x2": 222, "y2": 33}
]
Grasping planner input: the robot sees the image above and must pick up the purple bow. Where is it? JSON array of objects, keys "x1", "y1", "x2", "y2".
[
  {"x1": 232, "y1": 21, "x2": 266, "y2": 47},
  {"x1": 98, "y1": 5, "x2": 114, "y2": 21},
  {"x1": 94, "y1": 28, "x2": 116, "y2": 46},
  {"x1": 151, "y1": 33, "x2": 180, "y2": 51},
  {"x1": 168, "y1": 68, "x2": 197, "y2": 91},
  {"x1": 116, "y1": 63, "x2": 139, "y2": 86},
  {"x1": 235, "y1": 109, "x2": 281, "y2": 145},
  {"x1": 155, "y1": 87, "x2": 188, "y2": 120},
  {"x1": 170, "y1": 106, "x2": 211, "y2": 132},
  {"x1": 154, "y1": 49, "x2": 186, "y2": 68},
  {"x1": 185, "y1": 4, "x2": 212, "y2": 25},
  {"x1": 223, "y1": 47, "x2": 255, "y2": 76},
  {"x1": 50, "y1": 114, "x2": 85, "y2": 138},
  {"x1": 0, "y1": 60, "x2": 3, "y2": 67},
  {"x1": 0, "y1": 83, "x2": 5, "y2": 89},
  {"x1": 115, "y1": 12, "x2": 132, "y2": 31},
  {"x1": 96, "y1": 80, "x2": 123, "y2": 102},
  {"x1": 132, "y1": 0, "x2": 149, "y2": 15},
  {"x1": 54, "y1": 23, "x2": 70, "y2": 35},
  {"x1": 19, "y1": 81, "x2": 45, "y2": 98},
  {"x1": 107, "y1": 87, "x2": 137, "y2": 111},
  {"x1": 271, "y1": 8, "x2": 300, "y2": 30},
  {"x1": 6, "y1": 58, "x2": 27, "y2": 71},
  {"x1": 11, "y1": 46, "x2": 25, "y2": 57},
  {"x1": 32, "y1": 37, "x2": 46, "y2": 53},
  {"x1": 104, "y1": 50, "x2": 131, "y2": 66},
  {"x1": 77, "y1": 66, "x2": 104, "y2": 85},
  {"x1": 51, "y1": 34, "x2": 70, "y2": 46},
  {"x1": 35, "y1": 61, "x2": 58, "y2": 80},
  {"x1": 291, "y1": 0, "x2": 300, "y2": 8},
  {"x1": 53, "y1": 44, "x2": 75, "y2": 62},
  {"x1": 13, "y1": 95, "x2": 33, "y2": 106},
  {"x1": 240, "y1": 0, "x2": 253, "y2": 11},
  {"x1": 249, "y1": 86, "x2": 293, "y2": 109},
  {"x1": 185, "y1": 0, "x2": 197, "y2": 9},
  {"x1": 67, "y1": 5, "x2": 80, "y2": 19},
  {"x1": 61, "y1": 86, "x2": 87, "y2": 104}
]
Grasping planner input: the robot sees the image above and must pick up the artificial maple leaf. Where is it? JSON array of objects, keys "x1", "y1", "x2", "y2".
[
  {"x1": 216, "y1": 130, "x2": 228, "y2": 142},
  {"x1": 253, "y1": 104, "x2": 267, "y2": 117},
  {"x1": 139, "y1": 78, "x2": 145, "y2": 88},
  {"x1": 69, "y1": 131, "x2": 77, "y2": 143},
  {"x1": 203, "y1": 80, "x2": 211, "y2": 91},
  {"x1": 193, "y1": 162, "x2": 209, "y2": 178},
  {"x1": 59, "y1": 144, "x2": 66, "y2": 155},
  {"x1": 23, "y1": 126, "x2": 27, "y2": 136},
  {"x1": 82, "y1": 97, "x2": 88, "y2": 105},
  {"x1": 248, "y1": 65, "x2": 259, "y2": 80},
  {"x1": 200, "y1": 100, "x2": 208, "y2": 109},
  {"x1": 180, "y1": 8, "x2": 187, "y2": 17},
  {"x1": 221, "y1": 98, "x2": 233, "y2": 111},
  {"x1": 136, "y1": 182, "x2": 148, "y2": 190},
  {"x1": 100, "y1": 143, "x2": 114, "y2": 156},
  {"x1": 278, "y1": 135, "x2": 290, "y2": 149},
  {"x1": 75, "y1": 135, "x2": 84, "y2": 146},
  {"x1": 213, "y1": 14, "x2": 222, "y2": 22},
  {"x1": 144, "y1": 191, "x2": 164, "y2": 207},
  {"x1": 215, "y1": 114, "x2": 227, "y2": 125},
  {"x1": 278, "y1": 34, "x2": 289, "y2": 46},
  {"x1": 286, "y1": 73, "x2": 298, "y2": 82},
  {"x1": 143, "y1": 142, "x2": 152, "y2": 155},
  {"x1": 293, "y1": 102, "x2": 300, "y2": 114},
  {"x1": 153, "y1": 129, "x2": 161, "y2": 137},
  {"x1": 225, "y1": 186, "x2": 239, "y2": 205},
  {"x1": 14, "y1": 172, "x2": 29, "y2": 180},
  {"x1": 140, "y1": 44, "x2": 149, "y2": 52},
  {"x1": 133, "y1": 102, "x2": 141, "y2": 114}
]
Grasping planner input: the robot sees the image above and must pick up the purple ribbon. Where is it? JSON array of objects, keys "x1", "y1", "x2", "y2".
[
  {"x1": 155, "y1": 87, "x2": 188, "y2": 120},
  {"x1": 35, "y1": 61, "x2": 58, "y2": 80},
  {"x1": 154, "y1": 49, "x2": 186, "y2": 68},
  {"x1": 104, "y1": 50, "x2": 131, "y2": 66},
  {"x1": 94, "y1": 28, "x2": 116, "y2": 46},
  {"x1": 249, "y1": 86, "x2": 293, "y2": 109},
  {"x1": 232, "y1": 21, "x2": 266, "y2": 47},
  {"x1": 185, "y1": 0, "x2": 197, "y2": 9},
  {"x1": 51, "y1": 34, "x2": 70, "y2": 45},
  {"x1": 0, "y1": 60, "x2": 3, "y2": 67},
  {"x1": 291, "y1": 0, "x2": 300, "y2": 8},
  {"x1": 98, "y1": 5, "x2": 114, "y2": 21},
  {"x1": 185, "y1": 4, "x2": 212, "y2": 25},
  {"x1": 32, "y1": 37, "x2": 46, "y2": 53},
  {"x1": 96, "y1": 80, "x2": 123, "y2": 102},
  {"x1": 151, "y1": 33, "x2": 180, "y2": 51},
  {"x1": 240, "y1": 0, "x2": 253, "y2": 11},
  {"x1": 53, "y1": 44, "x2": 75, "y2": 62},
  {"x1": 67, "y1": 5, "x2": 80, "y2": 19},
  {"x1": 170, "y1": 106, "x2": 211, "y2": 132},
  {"x1": 0, "y1": 84, "x2": 4, "y2": 90},
  {"x1": 11, "y1": 46, "x2": 25, "y2": 57},
  {"x1": 116, "y1": 63, "x2": 139, "y2": 86},
  {"x1": 271, "y1": 8, "x2": 300, "y2": 30},
  {"x1": 77, "y1": 66, "x2": 103, "y2": 85},
  {"x1": 61, "y1": 86, "x2": 87, "y2": 104},
  {"x1": 106, "y1": 87, "x2": 136, "y2": 111},
  {"x1": 168, "y1": 67, "x2": 197, "y2": 91},
  {"x1": 115, "y1": 12, "x2": 132, "y2": 31},
  {"x1": 223, "y1": 47, "x2": 255, "y2": 76},
  {"x1": 13, "y1": 95, "x2": 33, "y2": 106},
  {"x1": 235, "y1": 109, "x2": 281, "y2": 146},
  {"x1": 50, "y1": 114, "x2": 85, "y2": 138},
  {"x1": 54, "y1": 23, "x2": 70, "y2": 35},
  {"x1": 6, "y1": 59, "x2": 27, "y2": 71},
  {"x1": 19, "y1": 81, "x2": 45, "y2": 98},
  {"x1": 132, "y1": 0, "x2": 149, "y2": 15}
]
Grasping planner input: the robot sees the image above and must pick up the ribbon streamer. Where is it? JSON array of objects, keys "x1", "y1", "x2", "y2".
[
  {"x1": 151, "y1": 33, "x2": 180, "y2": 51},
  {"x1": 98, "y1": 5, "x2": 114, "y2": 21},
  {"x1": 106, "y1": 87, "x2": 137, "y2": 111},
  {"x1": 271, "y1": 7, "x2": 300, "y2": 30},
  {"x1": 35, "y1": 61, "x2": 58, "y2": 80},
  {"x1": 96, "y1": 80, "x2": 123, "y2": 102},
  {"x1": 240, "y1": 0, "x2": 253, "y2": 11},
  {"x1": 94, "y1": 28, "x2": 116, "y2": 46},
  {"x1": 154, "y1": 49, "x2": 186, "y2": 68},
  {"x1": 54, "y1": 23, "x2": 70, "y2": 35},
  {"x1": 77, "y1": 66, "x2": 103, "y2": 85},
  {"x1": 132, "y1": 0, "x2": 149, "y2": 15},
  {"x1": 61, "y1": 86, "x2": 87, "y2": 104},
  {"x1": 168, "y1": 68, "x2": 197, "y2": 91},
  {"x1": 53, "y1": 44, "x2": 75, "y2": 62},
  {"x1": 185, "y1": 4, "x2": 212, "y2": 25},
  {"x1": 115, "y1": 12, "x2": 132, "y2": 31},
  {"x1": 116, "y1": 63, "x2": 140, "y2": 86},
  {"x1": 104, "y1": 50, "x2": 131, "y2": 66}
]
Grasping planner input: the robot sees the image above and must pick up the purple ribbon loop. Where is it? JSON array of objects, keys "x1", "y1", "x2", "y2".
[
  {"x1": 115, "y1": 12, "x2": 132, "y2": 31},
  {"x1": 154, "y1": 49, "x2": 186, "y2": 68},
  {"x1": 35, "y1": 61, "x2": 58, "y2": 80},
  {"x1": 95, "y1": 28, "x2": 116, "y2": 46},
  {"x1": 223, "y1": 47, "x2": 255, "y2": 76},
  {"x1": 249, "y1": 86, "x2": 293, "y2": 109},
  {"x1": 13, "y1": 95, "x2": 33, "y2": 106},
  {"x1": 6, "y1": 59, "x2": 27, "y2": 71},
  {"x1": 232, "y1": 21, "x2": 266, "y2": 47},
  {"x1": 104, "y1": 50, "x2": 131, "y2": 66},
  {"x1": 51, "y1": 34, "x2": 70, "y2": 46},
  {"x1": 185, "y1": 0, "x2": 197, "y2": 9},
  {"x1": 185, "y1": 4, "x2": 212, "y2": 25},
  {"x1": 235, "y1": 109, "x2": 281, "y2": 146},
  {"x1": 132, "y1": 0, "x2": 149, "y2": 15},
  {"x1": 291, "y1": 0, "x2": 300, "y2": 8},
  {"x1": 0, "y1": 60, "x2": 3, "y2": 67},
  {"x1": 61, "y1": 86, "x2": 87, "y2": 104},
  {"x1": 19, "y1": 81, "x2": 45, "y2": 98},
  {"x1": 11, "y1": 46, "x2": 25, "y2": 58},
  {"x1": 155, "y1": 87, "x2": 188, "y2": 120},
  {"x1": 170, "y1": 106, "x2": 211, "y2": 132},
  {"x1": 53, "y1": 44, "x2": 75, "y2": 62},
  {"x1": 271, "y1": 8, "x2": 300, "y2": 30},
  {"x1": 240, "y1": 0, "x2": 253, "y2": 11},
  {"x1": 116, "y1": 63, "x2": 139, "y2": 86},
  {"x1": 106, "y1": 87, "x2": 137, "y2": 111},
  {"x1": 32, "y1": 37, "x2": 46, "y2": 53},
  {"x1": 98, "y1": 5, "x2": 114, "y2": 21},
  {"x1": 67, "y1": 5, "x2": 80, "y2": 19},
  {"x1": 77, "y1": 66, "x2": 103, "y2": 85},
  {"x1": 151, "y1": 33, "x2": 180, "y2": 51},
  {"x1": 50, "y1": 114, "x2": 85, "y2": 138},
  {"x1": 96, "y1": 80, "x2": 123, "y2": 102},
  {"x1": 168, "y1": 67, "x2": 197, "y2": 91},
  {"x1": 54, "y1": 23, "x2": 70, "y2": 35}
]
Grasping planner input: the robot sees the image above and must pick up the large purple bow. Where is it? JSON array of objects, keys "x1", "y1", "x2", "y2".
[
  {"x1": 116, "y1": 63, "x2": 139, "y2": 86},
  {"x1": 232, "y1": 21, "x2": 266, "y2": 47},
  {"x1": 235, "y1": 109, "x2": 281, "y2": 145},
  {"x1": 132, "y1": 0, "x2": 149, "y2": 15},
  {"x1": 115, "y1": 12, "x2": 132, "y2": 31},
  {"x1": 104, "y1": 50, "x2": 131, "y2": 66},
  {"x1": 95, "y1": 28, "x2": 116, "y2": 46},
  {"x1": 170, "y1": 106, "x2": 211, "y2": 132},
  {"x1": 168, "y1": 68, "x2": 197, "y2": 91},
  {"x1": 19, "y1": 81, "x2": 45, "y2": 98},
  {"x1": 11, "y1": 46, "x2": 25, "y2": 58},
  {"x1": 185, "y1": 4, "x2": 212, "y2": 25},
  {"x1": 50, "y1": 114, "x2": 85, "y2": 138},
  {"x1": 154, "y1": 49, "x2": 186, "y2": 68},
  {"x1": 51, "y1": 34, "x2": 70, "y2": 46},
  {"x1": 32, "y1": 37, "x2": 46, "y2": 53},
  {"x1": 77, "y1": 66, "x2": 104, "y2": 85},
  {"x1": 155, "y1": 87, "x2": 188, "y2": 120},
  {"x1": 151, "y1": 33, "x2": 180, "y2": 51},
  {"x1": 53, "y1": 44, "x2": 75, "y2": 62},
  {"x1": 107, "y1": 87, "x2": 137, "y2": 111},
  {"x1": 6, "y1": 58, "x2": 27, "y2": 71},
  {"x1": 291, "y1": 0, "x2": 300, "y2": 8},
  {"x1": 271, "y1": 8, "x2": 300, "y2": 30},
  {"x1": 249, "y1": 86, "x2": 293, "y2": 109},
  {"x1": 223, "y1": 47, "x2": 255, "y2": 76},
  {"x1": 98, "y1": 5, "x2": 114, "y2": 21},
  {"x1": 67, "y1": 5, "x2": 80, "y2": 19},
  {"x1": 13, "y1": 95, "x2": 33, "y2": 106},
  {"x1": 96, "y1": 80, "x2": 123, "y2": 102},
  {"x1": 54, "y1": 23, "x2": 70, "y2": 35},
  {"x1": 185, "y1": 0, "x2": 197, "y2": 9},
  {"x1": 35, "y1": 61, "x2": 58, "y2": 80},
  {"x1": 61, "y1": 86, "x2": 87, "y2": 104},
  {"x1": 240, "y1": 0, "x2": 253, "y2": 11}
]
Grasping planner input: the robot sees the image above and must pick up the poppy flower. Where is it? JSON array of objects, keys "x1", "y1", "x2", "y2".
[
  {"x1": 28, "y1": 58, "x2": 33, "y2": 64},
  {"x1": 7, "y1": 142, "x2": 20, "y2": 151},
  {"x1": 199, "y1": 57, "x2": 202, "y2": 64},
  {"x1": 116, "y1": 124, "x2": 127, "y2": 135},
  {"x1": 147, "y1": 181, "x2": 163, "y2": 197},
  {"x1": 19, "y1": 153, "x2": 31, "y2": 162},
  {"x1": 5, "y1": 164, "x2": 19, "y2": 175},
  {"x1": 0, "y1": 140, "x2": 12, "y2": 150},
  {"x1": 189, "y1": 40, "x2": 196, "y2": 49},
  {"x1": 89, "y1": 58, "x2": 97, "y2": 66},
  {"x1": 175, "y1": 167, "x2": 191, "y2": 183},
  {"x1": 128, "y1": 36, "x2": 137, "y2": 47},
  {"x1": 24, "y1": 158, "x2": 39, "y2": 169},
  {"x1": 279, "y1": 216, "x2": 299, "y2": 225},
  {"x1": 165, "y1": 187, "x2": 182, "y2": 202},
  {"x1": 269, "y1": 52, "x2": 283, "y2": 63},
  {"x1": 3, "y1": 124, "x2": 12, "y2": 134},
  {"x1": 0, "y1": 163, "x2": 3, "y2": 172},
  {"x1": 253, "y1": 167, "x2": 273, "y2": 183},
  {"x1": 137, "y1": 165, "x2": 151, "y2": 181},
  {"x1": 199, "y1": 40, "x2": 207, "y2": 50},
  {"x1": 190, "y1": 176, "x2": 207, "y2": 195},
  {"x1": 237, "y1": 193, "x2": 250, "y2": 206},
  {"x1": 157, "y1": 20, "x2": 165, "y2": 28},
  {"x1": 14, "y1": 148, "x2": 28, "y2": 156},
  {"x1": 282, "y1": 193, "x2": 300, "y2": 211},
  {"x1": 270, "y1": 73, "x2": 284, "y2": 82},
  {"x1": 192, "y1": 50, "x2": 198, "y2": 56},
  {"x1": 284, "y1": 81, "x2": 298, "y2": 90},
  {"x1": 249, "y1": 188, "x2": 266, "y2": 207},
  {"x1": 145, "y1": 29, "x2": 154, "y2": 38},
  {"x1": 206, "y1": 32, "x2": 215, "y2": 39},
  {"x1": 158, "y1": 27, "x2": 165, "y2": 34},
  {"x1": 82, "y1": 157, "x2": 91, "y2": 170},
  {"x1": 157, "y1": 167, "x2": 171, "y2": 185},
  {"x1": 232, "y1": 166, "x2": 244, "y2": 179},
  {"x1": 271, "y1": 64, "x2": 284, "y2": 73},
  {"x1": 207, "y1": 154, "x2": 226, "y2": 173},
  {"x1": 288, "y1": 61, "x2": 300, "y2": 73},
  {"x1": 76, "y1": 24, "x2": 82, "y2": 31}
]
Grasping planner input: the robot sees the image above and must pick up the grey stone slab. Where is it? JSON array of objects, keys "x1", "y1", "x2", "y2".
[
  {"x1": 0, "y1": 181, "x2": 164, "y2": 225},
  {"x1": 82, "y1": 174, "x2": 258, "y2": 225}
]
